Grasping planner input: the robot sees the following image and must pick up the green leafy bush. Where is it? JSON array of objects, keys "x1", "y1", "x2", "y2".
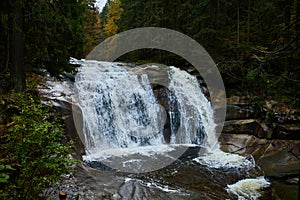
[{"x1": 0, "y1": 86, "x2": 76, "y2": 199}]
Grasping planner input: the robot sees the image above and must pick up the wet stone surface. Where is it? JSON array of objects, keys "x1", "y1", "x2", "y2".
[{"x1": 44, "y1": 174, "x2": 95, "y2": 200}]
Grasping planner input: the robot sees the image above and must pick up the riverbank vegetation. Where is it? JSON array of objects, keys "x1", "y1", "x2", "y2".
[
  {"x1": 0, "y1": 0, "x2": 98, "y2": 199},
  {"x1": 0, "y1": 73, "x2": 76, "y2": 199},
  {"x1": 0, "y1": 0, "x2": 299, "y2": 199}
]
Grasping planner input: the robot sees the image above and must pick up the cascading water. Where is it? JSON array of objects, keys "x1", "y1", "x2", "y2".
[
  {"x1": 74, "y1": 61, "x2": 166, "y2": 154},
  {"x1": 41, "y1": 59, "x2": 272, "y2": 199},
  {"x1": 167, "y1": 67, "x2": 218, "y2": 150},
  {"x1": 74, "y1": 61, "x2": 218, "y2": 157}
]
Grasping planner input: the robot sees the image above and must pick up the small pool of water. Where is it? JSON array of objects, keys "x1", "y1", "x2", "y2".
[{"x1": 75, "y1": 147, "x2": 276, "y2": 200}]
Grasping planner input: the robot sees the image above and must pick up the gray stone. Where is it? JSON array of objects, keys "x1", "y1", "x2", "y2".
[
  {"x1": 226, "y1": 104, "x2": 254, "y2": 120},
  {"x1": 219, "y1": 133, "x2": 300, "y2": 177},
  {"x1": 227, "y1": 96, "x2": 249, "y2": 105},
  {"x1": 63, "y1": 115, "x2": 85, "y2": 158},
  {"x1": 222, "y1": 119, "x2": 269, "y2": 138},
  {"x1": 44, "y1": 173, "x2": 95, "y2": 200}
]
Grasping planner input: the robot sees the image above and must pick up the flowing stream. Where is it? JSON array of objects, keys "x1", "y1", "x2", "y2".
[{"x1": 41, "y1": 59, "x2": 275, "y2": 199}]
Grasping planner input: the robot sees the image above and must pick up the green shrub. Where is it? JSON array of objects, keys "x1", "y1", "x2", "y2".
[{"x1": 0, "y1": 89, "x2": 76, "y2": 199}]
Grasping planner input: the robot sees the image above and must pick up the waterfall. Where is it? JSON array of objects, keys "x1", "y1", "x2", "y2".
[
  {"x1": 42, "y1": 60, "x2": 269, "y2": 197},
  {"x1": 167, "y1": 67, "x2": 218, "y2": 150},
  {"x1": 74, "y1": 61, "x2": 166, "y2": 155},
  {"x1": 74, "y1": 61, "x2": 218, "y2": 157}
]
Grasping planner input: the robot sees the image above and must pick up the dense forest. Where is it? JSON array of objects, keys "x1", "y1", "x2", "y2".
[
  {"x1": 1, "y1": 0, "x2": 299, "y2": 102},
  {"x1": 0, "y1": 0, "x2": 299, "y2": 199},
  {"x1": 101, "y1": 0, "x2": 300, "y2": 105}
]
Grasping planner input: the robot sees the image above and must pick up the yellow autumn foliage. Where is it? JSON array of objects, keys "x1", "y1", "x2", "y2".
[{"x1": 104, "y1": 0, "x2": 123, "y2": 37}]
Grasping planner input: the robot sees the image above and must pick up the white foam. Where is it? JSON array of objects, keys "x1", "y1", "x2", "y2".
[
  {"x1": 145, "y1": 182, "x2": 188, "y2": 194},
  {"x1": 83, "y1": 144, "x2": 200, "y2": 162},
  {"x1": 38, "y1": 80, "x2": 73, "y2": 100},
  {"x1": 226, "y1": 177, "x2": 270, "y2": 200},
  {"x1": 193, "y1": 150, "x2": 255, "y2": 169},
  {"x1": 123, "y1": 177, "x2": 188, "y2": 195},
  {"x1": 83, "y1": 145, "x2": 177, "y2": 161}
]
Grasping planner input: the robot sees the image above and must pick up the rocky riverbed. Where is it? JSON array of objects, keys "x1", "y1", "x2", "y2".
[
  {"x1": 220, "y1": 96, "x2": 299, "y2": 199},
  {"x1": 39, "y1": 70, "x2": 299, "y2": 199}
]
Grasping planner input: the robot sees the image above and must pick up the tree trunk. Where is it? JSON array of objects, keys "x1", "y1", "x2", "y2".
[{"x1": 9, "y1": 0, "x2": 25, "y2": 93}]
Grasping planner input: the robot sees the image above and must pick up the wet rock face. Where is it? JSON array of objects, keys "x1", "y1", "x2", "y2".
[
  {"x1": 222, "y1": 118, "x2": 300, "y2": 140},
  {"x1": 44, "y1": 174, "x2": 95, "y2": 200},
  {"x1": 225, "y1": 105, "x2": 255, "y2": 120},
  {"x1": 223, "y1": 96, "x2": 300, "y2": 140},
  {"x1": 63, "y1": 115, "x2": 85, "y2": 158},
  {"x1": 220, "y1": 96, "x2": 300, "y2": 179},
  {"x1": 219, "y1": 133, "x2": 300, "y2": 177},
  {"x1": 222, "y1": 119, "x2": 269, "y2": 138}
]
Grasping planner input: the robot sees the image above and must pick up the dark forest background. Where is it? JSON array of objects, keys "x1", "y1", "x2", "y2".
[{"x1": 0, "y1": 0, "x2": 299, "y2": 105}]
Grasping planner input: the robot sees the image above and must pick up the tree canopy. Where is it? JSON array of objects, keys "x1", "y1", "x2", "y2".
[
  {"x1": 101, "y1": 0, "x2": 300, "y2": 106},
  {"x1": 0, "y1": 0, "x2": 299, "y2": 103},
  {"x1": 0, "y1": 0, "x2": 102, "y2": 92}
]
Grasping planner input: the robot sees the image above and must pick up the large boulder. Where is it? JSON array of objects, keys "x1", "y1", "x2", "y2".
[
  {"x1": 219, "y1": 133, "x2": 269, "y2": 159},
  {"x1": 273, "y1": 124, "x2": 300, "y2": 140},
  {"x1": 222, "y1": 119, "x2": 270, "y2": 138},
  {"x1": 63, "y1": 114, "x2": 85, "y2": 158},
  {"x1": 225, "y1": 104, "x2": 254, "y2": 120},
  {"x1": 219, "y1": 133, "x2": 300, "y2": 177},
  {"x1": 255, "y1": 140, "x2": 300, "y2": 176}
]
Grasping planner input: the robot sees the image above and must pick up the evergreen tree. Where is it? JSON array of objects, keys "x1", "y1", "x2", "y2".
[
  {"x1": 101, "y1": 0, "x2": 111, "y2": 28},
  {"x1": 24, "y1": 0, "x2": 87, "y2": 75},
  {"x1": 8, "y1": 0, "x2": 25, "y2": 92},
  {"x1": 83, "y1": 0, "x2": 103, "y2": 55},
  {"x1": 115, "y1": 0, "x2": 299, "y2": 105},
  {"x1": 0, "y1": 0, "x2": 89, "y2": 93}
]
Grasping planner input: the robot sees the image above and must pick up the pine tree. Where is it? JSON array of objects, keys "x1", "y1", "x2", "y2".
[{"x1": 83, "y1": 1, "x2": 103, "y2": 55}]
